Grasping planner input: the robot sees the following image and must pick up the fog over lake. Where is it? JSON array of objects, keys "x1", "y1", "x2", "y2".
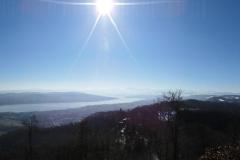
[{"x1": 0, "y1": 97, "x2": 144, "y2": 113}]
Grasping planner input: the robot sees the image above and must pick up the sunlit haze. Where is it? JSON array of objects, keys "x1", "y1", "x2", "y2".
[
  {"x1": 1, "y1": 0, "x2": 240, "y2": 94},
  {"x1": 96, "y1": 0, "x2": 114, "y2": 15}
]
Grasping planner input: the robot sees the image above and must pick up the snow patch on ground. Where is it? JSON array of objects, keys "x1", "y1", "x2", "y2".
[
  {"x1": 219, "y1": 99, "x2": 225, "y2": 102},
  {"x1": 121, "y1": 127, "x2": 125, "y2": 133},
  {"x1": 158, "y1": 111, "x2": 176, "y2": 121}
]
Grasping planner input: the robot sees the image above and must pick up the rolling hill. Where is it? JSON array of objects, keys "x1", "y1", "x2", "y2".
[
  {"x1": 0, "y1": 92, "x2": 115, "y2": 105},
  {"x1": 1, "y1": 100, "x2": 240, "y2": 160}
]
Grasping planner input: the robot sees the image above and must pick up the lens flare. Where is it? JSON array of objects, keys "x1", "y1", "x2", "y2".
[
  {"x1": 38, "y1": 0, "x2": 183, "y2": 67},
  {"x1": 96, "y1": 0, "x2": 114, "y2": 15}
]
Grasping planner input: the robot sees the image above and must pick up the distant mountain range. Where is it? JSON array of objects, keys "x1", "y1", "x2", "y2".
[
  {"x1": 1, "y1": 92, "x2": 240, "y2": 106},
  {"x1": 186, "y1": 94, "x2": 240, "y2": 103},
  {"x1": 0, "y1": 92, "x2": 115, "y2": 105},
  {"x1": 207, "y1": 95, "x2": 240, "y2": 103}
]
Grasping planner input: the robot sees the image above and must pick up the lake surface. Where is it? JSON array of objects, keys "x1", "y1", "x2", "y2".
[{"x1": 0, "y1": 98, "x2": 145, "y2": 113}]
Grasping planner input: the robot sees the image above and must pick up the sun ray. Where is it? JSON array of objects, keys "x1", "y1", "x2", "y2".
[
  {"x1": 39, "y1": 0, "x2": 96, "y2": 6},
  {"x1": 114, "y1": 0, "x2": 182, "y2": 6},
  {"x1": 39, "y1": 0, "x2": 182, "y2": 7},
  {"x1": 79, "y1": 14, "x2": 101, "y2": 55},
  {"x1": 37, "y1": 0, "x2": 175, "y2": 68},
  {"x1": 69, "y1": 14, "x2": 101, "y2": 73},
  {"x1": 108, "y1": 14, "x2": 137, "y2": 63}
]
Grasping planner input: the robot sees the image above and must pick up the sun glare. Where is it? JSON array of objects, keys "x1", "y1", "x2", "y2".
[
  {"x1": 40, "y1": 0, "x2": 173, "y2": 65},
  {"x1": 96, "y1": 0, "x2": 114, "y2": 15}
]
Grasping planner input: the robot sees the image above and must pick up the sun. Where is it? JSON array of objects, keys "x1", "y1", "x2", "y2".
[{"x1": 96, "y1": 0, "x2": 114, "y2": 15}]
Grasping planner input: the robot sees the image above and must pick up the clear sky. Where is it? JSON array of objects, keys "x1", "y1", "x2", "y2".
[{"x1": 0, "y1": 0, "x2": 240, "y2": 93}]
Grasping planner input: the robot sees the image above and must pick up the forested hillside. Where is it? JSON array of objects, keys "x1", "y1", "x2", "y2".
[{"x1": 1, "y1": 100, "x2": 240, "y2": 160}]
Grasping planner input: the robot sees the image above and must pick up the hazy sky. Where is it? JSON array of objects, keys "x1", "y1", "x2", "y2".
[{"x1": 0, "y1": 0, "x2": 240, "y2": 93}]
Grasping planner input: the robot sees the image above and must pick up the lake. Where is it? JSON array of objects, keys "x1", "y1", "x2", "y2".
[{"x1": 0, "y1": 97, "x2": 145, "y2": 113}]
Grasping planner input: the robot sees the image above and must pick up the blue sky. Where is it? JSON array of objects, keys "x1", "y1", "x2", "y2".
[{"x1": 0, "y1": 0, "x2": 240, "y2": 93}]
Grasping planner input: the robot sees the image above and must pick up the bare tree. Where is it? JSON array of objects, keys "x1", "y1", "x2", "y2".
[
  {"x1": 163, "y1": 90, "x2": 183, "y2": 103},
  {"x1": 163, "y1": 90, "x2": 183, "y2": 160}
]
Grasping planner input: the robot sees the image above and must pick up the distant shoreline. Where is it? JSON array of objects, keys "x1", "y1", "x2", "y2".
[
  {"x1": 0, "y1": 97, "x2": 146, "y2": 113},
  {"x1": 0, "y1": 92, "x2": 115, "y2": 106}
]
